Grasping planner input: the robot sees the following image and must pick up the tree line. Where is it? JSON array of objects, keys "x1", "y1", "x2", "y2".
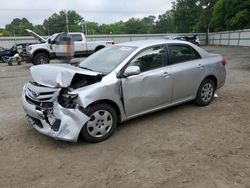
[{"x1": 0, "y1": 0, "x2": 249, "y2": 36}]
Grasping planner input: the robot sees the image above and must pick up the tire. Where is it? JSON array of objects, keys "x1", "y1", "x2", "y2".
[
  {"x1": 33, "y1": 53, "x2": 50, "y2": 65},
  {"x1": 95, "y1": 46, "x2": 104, "y2": 52},
  {"x1": 194, "y1": 78, "x2": 215, "y2": 106},
  {"x1": 80, "y1": 103, "x2": 118, "y2": 143}
]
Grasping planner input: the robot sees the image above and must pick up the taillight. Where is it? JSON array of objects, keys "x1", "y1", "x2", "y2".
[
  {"x1": 106, "y1": 41, "x2": 115, "y2": 45},
  {"x1": 221, "y1": 58, "x2": 227, "y2": 66}
]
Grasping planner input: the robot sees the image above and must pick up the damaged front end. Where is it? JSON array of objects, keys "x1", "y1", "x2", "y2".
[
  {"x1": 21, "y1": 65, "x2": 104, "y2": 142},
  {"x1": 22, "y1": 81, "x2": 90, "y2": 142}
]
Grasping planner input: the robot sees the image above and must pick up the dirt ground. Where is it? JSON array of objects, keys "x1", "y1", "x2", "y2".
[{"x1": 0, "y1": 46, "x2": 250, "y2": 188}]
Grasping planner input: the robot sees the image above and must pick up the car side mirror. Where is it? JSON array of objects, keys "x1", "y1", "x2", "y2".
[
  {"x1": 124, "y1": 66, "x2": 140, "y2": 77},
  {"x1": 48, "y1": 39, "x2": 55, "y2": 44}
]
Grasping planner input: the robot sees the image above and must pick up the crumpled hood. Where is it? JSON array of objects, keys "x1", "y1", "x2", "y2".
[{"x1": 30, "y1": 64, "x2": 100, "y2": 88}]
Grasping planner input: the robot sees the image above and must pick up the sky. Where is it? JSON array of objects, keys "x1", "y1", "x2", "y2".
[{"x1": 0, "y1": 0, "x2": 173, "y2": 28}]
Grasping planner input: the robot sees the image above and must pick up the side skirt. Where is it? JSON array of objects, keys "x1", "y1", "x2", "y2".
[{"x1": 121, "y1": 96, "x2": 195, "y2": 122}]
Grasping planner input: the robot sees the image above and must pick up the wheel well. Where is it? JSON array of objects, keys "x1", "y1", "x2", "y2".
[
  {"x1": 205, "y1": 75, "x2": 217, "y2": 89},
  {"x1": 33, "y1": 50, "x2": 50, "y2": 59},
  {"x1": 95, "y1": 45, "x2": 105, "y2": 52},
  {"x1": 88, "y1": 99, "x2": 121, "y2": 122}
]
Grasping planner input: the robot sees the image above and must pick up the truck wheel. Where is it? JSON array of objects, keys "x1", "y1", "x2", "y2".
[
  {"x1": 95, "y1": 46, "x2": 105, "y2": 52},
  {"x1": 33, "y1": 53, "x2": 50, "y2": 65}
]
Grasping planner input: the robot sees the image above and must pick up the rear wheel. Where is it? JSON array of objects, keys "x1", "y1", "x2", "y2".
[
  {"x1": 194, "y1": 78, "x2": 215, "y2": 106},
  {"x1": 95, "y1": 46, "x2": 105, "y2": 52},
  {"x1": 80, "y1": 103, "x2": 118, "y2": 143},
  {"x1": 33, "y1": 53, "x2": 50, "y2": 65}
]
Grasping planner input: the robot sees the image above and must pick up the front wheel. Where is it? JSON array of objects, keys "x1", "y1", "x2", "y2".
[
  {"x1": 33, "y1": 53, "x2": 50, "y2": 65},
  {"x1": 80, "y1": 103, "x2": 118, "y2": 143},
  {"x1": 194, "y1": 78, "x2": 215, "y2": 106}
]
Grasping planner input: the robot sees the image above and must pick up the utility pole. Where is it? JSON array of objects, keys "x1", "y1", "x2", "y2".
[
  {"x1": 65, "y1": 10, "x2": 69, "y2": 33},
  {"x1": 206, "y1": 27, "x2": 210, "y2": 45},
  {"x1": 81, "y1": 19, "x2": 87, "y2": 35},
  {"x1": 13, "y1": 30, "x2": 16, "y2": 45},
  {"x1": 81, "y1": 20, "x2": 84, "y2": 33},
  {"x1": 84, "y1": 21, "x2": 87, "y2": 35}
]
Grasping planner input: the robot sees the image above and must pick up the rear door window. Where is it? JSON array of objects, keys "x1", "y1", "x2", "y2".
[
  {"x1": 70, "y1": 34, "x2": 83, "y2": 42},
  {"x1": 168, "y1": 44, "x2": 201, "y2": 64}
]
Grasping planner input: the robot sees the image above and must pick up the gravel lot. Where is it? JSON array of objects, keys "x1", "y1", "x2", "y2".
[{"x1": 0, "y1": 46, "x2": 250, "y2": 188}]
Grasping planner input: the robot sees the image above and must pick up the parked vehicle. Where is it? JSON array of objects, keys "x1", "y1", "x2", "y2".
[
  {"x1": 0, "y1": 43, "x2": 35, "y2": 63},
  {"x1": 16, "y1": 42, "x2": 36, "y2": 60},
  {"x1": 164, "y1": 35, "x2": 200, "y2": 45},
  {"x1": 25, "y1": 29, "x2": 115, "y2": 65},
  {"x1": 185, "y1": 35, "x2": 200, "y2": 45},
  {"x1": 163, "y1": 36, "x2": 186, "y2": 41},
  {"x1": 0, "y1": 46, "x2": 17, "y2": 62},
  {"x1": 21, "y1": 40, "x2": 226, "y2": 143}
]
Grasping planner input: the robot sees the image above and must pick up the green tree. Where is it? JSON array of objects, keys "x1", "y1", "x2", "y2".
[
  {"x1": 0, "y1": 28, "x2": 11, "y2": 36},
  {"x1": 99, "y1": 21, "x2": 127, "y2": 34},
  {"x1": 172, "y1": 0, "x2": 201, "y2": 32},
  {"x1": 142, "y1": 15, "x2": 156, "y2": 33},
  {"x1": 33, "y1": 25, "x2": 47, "y2": 36},
  {"x1": 43, "y1": 10, "x2": 83, "y2": 34},
  {"x1": 194, "y1": 0, "x2": 217, "y2": 32},
  {"x1": 85, "y1": 22, "x2": 99, "y2": 35},
  {"x1": 124, "y1": 18, "x2": 149, "y2": 34},
  {"x1": 154, "y1": 10, "x2": 175, "y2": 33},
  {"x1": 5, "y1": 18, "x2": 34, "y2": 36},
  {"x1": 110, "y1": 21, "x2": 127, "y2": 34},
  {"x1": 3, "y1": 2, "x2": 250, "y2": 36},
  {"x1": 210, "y1": 0, "x2": 250, "y2": 31}
]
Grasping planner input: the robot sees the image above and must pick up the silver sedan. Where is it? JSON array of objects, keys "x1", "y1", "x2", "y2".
[{"x1": 21, "y1": 40, "x2": 226, "y2": 142}]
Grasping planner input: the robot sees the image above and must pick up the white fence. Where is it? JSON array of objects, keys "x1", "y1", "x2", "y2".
[
  {"x1": 0, "y1": 29, "x2": 249, "y2": 48},
  {"x1": 208, "y1": 29, "x2": 250, "y2": 47},
  {"x1": 0, "y1": 33, "x2": 206, "y2": 48}
]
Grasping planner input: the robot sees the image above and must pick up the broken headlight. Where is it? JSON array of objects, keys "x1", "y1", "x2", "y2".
[{"x1": 58, "y1": 89, "x2": 78, "y2": 108}]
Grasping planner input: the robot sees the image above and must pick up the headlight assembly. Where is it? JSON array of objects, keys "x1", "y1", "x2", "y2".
[{"x1": 58, "y1": 89, "x2": 78, "y2": 108}]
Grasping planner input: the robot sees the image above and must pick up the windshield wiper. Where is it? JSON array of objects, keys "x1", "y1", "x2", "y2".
[
  {"x1": 79, "y1": 66, "x2": 95, "y2": 71},
  {"x1": 79, "y1": 66, "x2": 107, "y2": 75}
]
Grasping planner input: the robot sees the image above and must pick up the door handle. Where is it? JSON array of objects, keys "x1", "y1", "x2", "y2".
[
  {"x1": 163, "y1": 72, "x2": 171, "y2": 78},
  {"x1": 197, "y1": 64, "x2": 204, "y2": 69}
]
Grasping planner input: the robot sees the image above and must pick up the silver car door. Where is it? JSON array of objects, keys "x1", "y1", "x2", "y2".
[
  {"x1": 121, "y1": 45, "x2": 172, "y2": 117},
  {"x1": 167, "y1": 44, "x2": 205, "y2": 102}
]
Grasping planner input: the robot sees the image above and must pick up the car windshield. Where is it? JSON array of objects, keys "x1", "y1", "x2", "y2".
[
  {"x1": 79, "y1": 46, "x2": 136, "y2": 74},
  {"x1": 47, "y1": 33, "x2": 59, "y2": 41}
]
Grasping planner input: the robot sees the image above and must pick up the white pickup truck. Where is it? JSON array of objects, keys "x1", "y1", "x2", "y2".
[{"x1": 25, "y1": 29, "x2": 114, "y2": 65}]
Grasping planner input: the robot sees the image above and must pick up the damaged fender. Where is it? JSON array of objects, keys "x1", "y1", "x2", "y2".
[{"x1": 72, "y1": 73, "x2": 126, "y2": 121}]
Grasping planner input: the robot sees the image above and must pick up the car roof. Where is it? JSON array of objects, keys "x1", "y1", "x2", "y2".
[
  {"x1": 115, "y1": 39, "x2": 209, "y2": 58},
  {"x1": 115, "y1": 39, "x2": 191, "y2": 49}
]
